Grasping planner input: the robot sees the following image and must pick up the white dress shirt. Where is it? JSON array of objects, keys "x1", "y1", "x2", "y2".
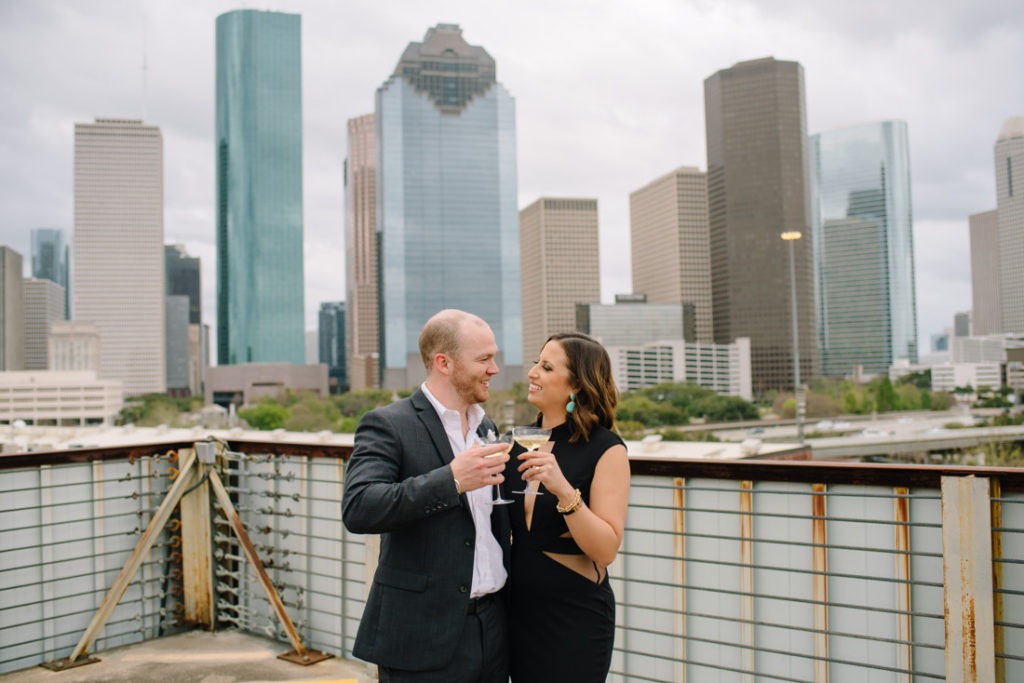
[{"x1": 421, "y1": 383, "x2": 507, "y2": 598}]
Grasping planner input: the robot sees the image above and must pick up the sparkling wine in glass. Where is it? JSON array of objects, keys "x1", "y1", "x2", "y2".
[
  {"x1": 483, "y1": 432, "x2": 515, "y2": 505},
  {"x1": 512, "y1": 426, "x2": 552, "y2": 496}
]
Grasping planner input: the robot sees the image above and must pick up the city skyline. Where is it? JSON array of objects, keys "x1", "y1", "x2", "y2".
[{"x1": 1, "y1": 1, "x2": 1021, "y2": 361}]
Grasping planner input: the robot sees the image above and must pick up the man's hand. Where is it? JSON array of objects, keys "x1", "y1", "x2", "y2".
[{"x1": 450, "y1": 442, "x2": 510, "y2": 493}]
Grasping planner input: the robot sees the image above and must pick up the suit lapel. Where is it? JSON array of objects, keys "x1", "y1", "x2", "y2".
[{"x1": 411, "y1": 389, "x2": 456, "y2": 466}]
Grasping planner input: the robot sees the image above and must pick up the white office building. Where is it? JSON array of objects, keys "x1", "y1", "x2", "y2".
[
  {"x1": 0, "y1": 371, "x2": 123, "y2": 426},
  {"x1": 73, "y1": 118, "x2": 165, "y2": 395},
  {"x1": 607, "y1": 337, "x2": 752, "y2": 400}
]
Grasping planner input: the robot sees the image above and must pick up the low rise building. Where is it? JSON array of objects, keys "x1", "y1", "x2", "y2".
[{"x1": 0, "y1": 370, "x2": 123, "y2": 426}]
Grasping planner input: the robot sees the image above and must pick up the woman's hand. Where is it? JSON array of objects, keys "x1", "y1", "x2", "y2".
[{"x1": 517, "y1": 442, "x2": 573, "y2": 500}]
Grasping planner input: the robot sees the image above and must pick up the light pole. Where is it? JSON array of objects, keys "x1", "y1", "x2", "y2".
[{"x1": 780, "y1": 231, "x2": 804, "y2": 443}]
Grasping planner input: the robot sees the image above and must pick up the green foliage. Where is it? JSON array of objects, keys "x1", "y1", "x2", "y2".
[
  {"x1": 694, "y1": 395, "x2": 759, "y2": 422},
  {"x1": 333, "y1": 389, "x2": 394, "y2": 418},
  {"x1": 237, "y1": 399, "x2": 289, "y2": 431},
  {"x1": 282, "y1": 394, "x2": 342, "y2": 432},
  {"x1": 897, "y1": 370, "x2": 932, "y2": 390},
  {"x1": 659, "y1": 428, "x2": 720, "y2": 442},
  {"x1": 119, "y1": 393, "x2": 197, "y2": 427},
  {"x1": 615, "y1": 420, "x2": 646, "y2": 440},
  {"x1": 617, "y1": 382, "x2": 758, "y2": 426}
]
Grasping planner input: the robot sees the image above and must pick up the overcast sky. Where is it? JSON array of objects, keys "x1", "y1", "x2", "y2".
[{"x1": 1, "y1": 0, "x2": 1021, "y2": 355}]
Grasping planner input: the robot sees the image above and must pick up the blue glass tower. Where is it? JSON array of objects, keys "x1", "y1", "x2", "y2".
[
  {"x1": 216, "y1": 10, "x2": 304, "y2": 365},
  {"x1": 31, "y1": 228, "x2": 68, "y2": 319},
  {"x1": 376, "y1": 24, "x2": 521, "y2": 389},
  {"x1": 809, "y1": 121, "x2": 918, "y2": 376}
]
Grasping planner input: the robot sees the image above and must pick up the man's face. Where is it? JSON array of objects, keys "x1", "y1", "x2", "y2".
[{"x1": 449, "y1": 322, "x2": 500, "y2": 406}]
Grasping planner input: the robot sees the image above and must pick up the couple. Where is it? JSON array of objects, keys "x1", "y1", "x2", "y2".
[{"x1": 341, "y1": 309, "x2": 631, "y2": 682}]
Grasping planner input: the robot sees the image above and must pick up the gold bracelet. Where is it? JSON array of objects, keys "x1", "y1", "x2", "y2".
[
  {"x1": 454, "y1": 478, "x2": 463, "y2": 495},
  {"x1": 556, "y1": 488, "x2": 583, "y2": 515}
]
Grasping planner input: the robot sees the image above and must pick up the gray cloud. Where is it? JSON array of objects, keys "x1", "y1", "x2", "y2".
[{"x1": 1, "y1": 0, "x2": 1020, "y2": 353}]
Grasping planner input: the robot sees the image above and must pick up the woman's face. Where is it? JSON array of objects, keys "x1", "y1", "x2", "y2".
[{"x1": 527, "y1": 340, "x2": 574, "y2": 415}]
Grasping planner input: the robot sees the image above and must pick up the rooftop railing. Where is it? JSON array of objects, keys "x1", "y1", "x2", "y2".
[{"x1": 2, "y1": 440, "x2": 1022, "y2": 681}]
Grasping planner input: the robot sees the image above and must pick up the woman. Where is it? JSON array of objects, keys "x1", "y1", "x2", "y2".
[{"x1": 507, "y1": 332, "x2": 631, "y2": 682}]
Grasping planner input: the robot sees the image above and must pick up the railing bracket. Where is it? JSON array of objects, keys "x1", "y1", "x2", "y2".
[
  {"x1": 40, "y1": 656, "x2": 100, "y2": 671},
  {"x1": 277, "y1": 649, "x2": 335, "y2": 666}
]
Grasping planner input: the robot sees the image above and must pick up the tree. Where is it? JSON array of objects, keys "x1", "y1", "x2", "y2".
[{"x1": 238, "y1": 399, "x2": 290, "y2": 431}]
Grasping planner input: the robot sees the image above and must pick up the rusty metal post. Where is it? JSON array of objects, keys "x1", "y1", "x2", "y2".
[
  {"x1": 673, "y1": 477, "x2": 686, "y2": 683},
  {"x1": 941, "y1": 475, "x2": 996, "y2": 681},
  {"x1": 180, "y1": 446, "x2": 213, "y2": 626},
  {"x1": 739, "y1": 481, "x2": 754, "y2": 683},
  {"x1": 893, "y1": 487, "x2": 913, "y2": 683},
  {"x1": 810, "y1": 484, "x2": 829, "y2": 683}
]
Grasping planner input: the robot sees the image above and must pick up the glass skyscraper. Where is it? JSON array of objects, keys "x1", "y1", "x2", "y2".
[
  {"x1": 809, "y1": 120, "x2": 918, "y2": 376},
  {"x1": 376, "y1": 24, "x2": 521, "y2": 390},
  {"x1": 216, "y1": 9, "x2": 304, "y2": 365},
  {"x1": 31, "y1": 228, "x2": 68, "y2": 318}
]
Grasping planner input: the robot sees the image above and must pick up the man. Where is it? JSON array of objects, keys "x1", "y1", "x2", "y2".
[{"x1": 342, "y1": 309, "x2": 511, "y2": 681}]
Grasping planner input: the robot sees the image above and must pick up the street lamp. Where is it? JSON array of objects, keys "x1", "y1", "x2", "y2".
[{"x1": 780, "y1": 231, "x2": 804, "y2": 443}]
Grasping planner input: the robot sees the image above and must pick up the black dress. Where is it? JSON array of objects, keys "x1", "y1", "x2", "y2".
[{"x1": 507, "y1": 421, "x2": 624, "y2": 682}]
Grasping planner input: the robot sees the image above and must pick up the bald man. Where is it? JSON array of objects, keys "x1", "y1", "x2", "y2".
[{"x1": 342, "y1": 309, "x2": 512, "y2": 681}]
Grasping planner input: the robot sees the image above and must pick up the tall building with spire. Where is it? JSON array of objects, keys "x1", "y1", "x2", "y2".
[
  {"x1": 997, "y1": 117, "x2": 1024, "y2": 333},
  {"x1": 376, "y1": 24, "x2": 521, "y2": 390},
  {"x1": 345, "y1": 113, "x2": 379, "y2": 390},
  {"x1": 519, "y1": 198, "x2": 601, "y2": 360},
  {"x1": 73, "y1": 118, "x2": 165, "y2": 395},
  {"x1": 629, "y1": 166, "x2": 713, "y2": 343},
  {"x1": 216, "y1": 9, "x2": 304, "y2": 365},
  {"x1": 704, "y1": 57, "x2": 816, "y2": 393},
  {"x1": 809, "y1": 121, "x2": 918, "y2": 376}
]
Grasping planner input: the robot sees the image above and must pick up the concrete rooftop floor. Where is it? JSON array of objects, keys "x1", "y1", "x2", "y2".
[{"x1": 0, "y1": 630, "x2": 377, "y2": 683}]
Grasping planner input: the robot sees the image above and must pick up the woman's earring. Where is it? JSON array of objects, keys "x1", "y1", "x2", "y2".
[{"x1": 566, "y1": 392, "x2": 576, "y2": 414}]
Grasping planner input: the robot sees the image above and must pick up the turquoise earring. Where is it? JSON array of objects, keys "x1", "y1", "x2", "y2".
[{"x1": 566, "y1": 392, "x2": 576, "y2": 414}]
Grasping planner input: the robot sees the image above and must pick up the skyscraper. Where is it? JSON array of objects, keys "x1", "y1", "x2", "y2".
[
  {"x1": 23, "y1": 278, "x2": 65, "y2": 370},
  {"x1": 704, "y1": 57, "x2": 816, "y2": 393},
  {"x1": 629, "y1": 166, "x2": 713, "y2": 343},
  {"x1": 319, "y1": 301, "x2": 347, "y2": 393},
  {"x1": 216, "y1": 9, "x2": 304, "y2": 365},
  {"x1": 809, "y1": 121, "x2": 918, "y2": 376},
  {"x1": 165, "y1": 244, "x2": 205, "y2": 396},
  {"x1": 73, "y1": 118, "x2": 165, "y2": 395},
  {"x1": 166, "y1": 244, "x2": 201, "y2": 325},
  {"x1": 969, "y1": 209, "x2": 1001, "y2": 335},
  {"x1": 997, "y1": 117, "x2": 1024, "y2": 333},
  {"x1": 344, "y1": 113, "x2": 379, "y2": 390},
  {"x1": 31, "y1": 228, "x2": 68, "y2": 318},
  {"x1": 520, "y1": 198, "x2": 601, "y2": 361},
  {"x1": 376, "y1": 24, "x2": 521, "y2": 390},
  {"x1": 0, "y1": 246, "x2": 24, "y2": 371}
]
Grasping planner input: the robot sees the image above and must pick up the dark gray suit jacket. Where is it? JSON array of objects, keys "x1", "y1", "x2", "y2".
[{"x1": 341, "y1": 388, "x2": 511, "y2": 671}]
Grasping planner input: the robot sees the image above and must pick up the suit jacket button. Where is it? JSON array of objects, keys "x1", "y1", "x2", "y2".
[
  {"x1": 464, "y1": 538, "x2": 473, "y2": 547},
  {"x1": 459, "y1": 584, "x2": 469, "y2": 593}
]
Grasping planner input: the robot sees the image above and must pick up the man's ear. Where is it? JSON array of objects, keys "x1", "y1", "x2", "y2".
[{"x1": 432, "y1": 352, "x2": 451, "y2": 376}]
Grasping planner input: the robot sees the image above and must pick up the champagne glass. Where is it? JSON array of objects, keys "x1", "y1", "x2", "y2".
[
  {"x1": 483, "y1": 432, "x2": 515, "y2": 505},
  {"x1": 511, "y1": 426, "x2": 551, "y2": 496}
]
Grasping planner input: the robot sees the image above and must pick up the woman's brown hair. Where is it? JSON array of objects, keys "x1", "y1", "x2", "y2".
[{"x1": 541, "y1": 332, "x2": 619, "y2": 442}]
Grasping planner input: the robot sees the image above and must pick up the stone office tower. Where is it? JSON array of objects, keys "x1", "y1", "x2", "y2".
[
  {"x1": 629, "y1": 166, "x2": 713, "y2": 344},
  {"x1": 519, "y1": 198, "x2": 601, "y2": 360},
  {"x1": 345, "y1": 113, "x2": 380, "y2": 390},
  {"x1": 376, "y1": 24, "x2": 521, "y2": 390},
  {"x1": 704, "y1": 57, "x2": 817, "y2": 393},
  {"x1": 73, "y1": 118, "x2": 165, "y2": 395}
]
